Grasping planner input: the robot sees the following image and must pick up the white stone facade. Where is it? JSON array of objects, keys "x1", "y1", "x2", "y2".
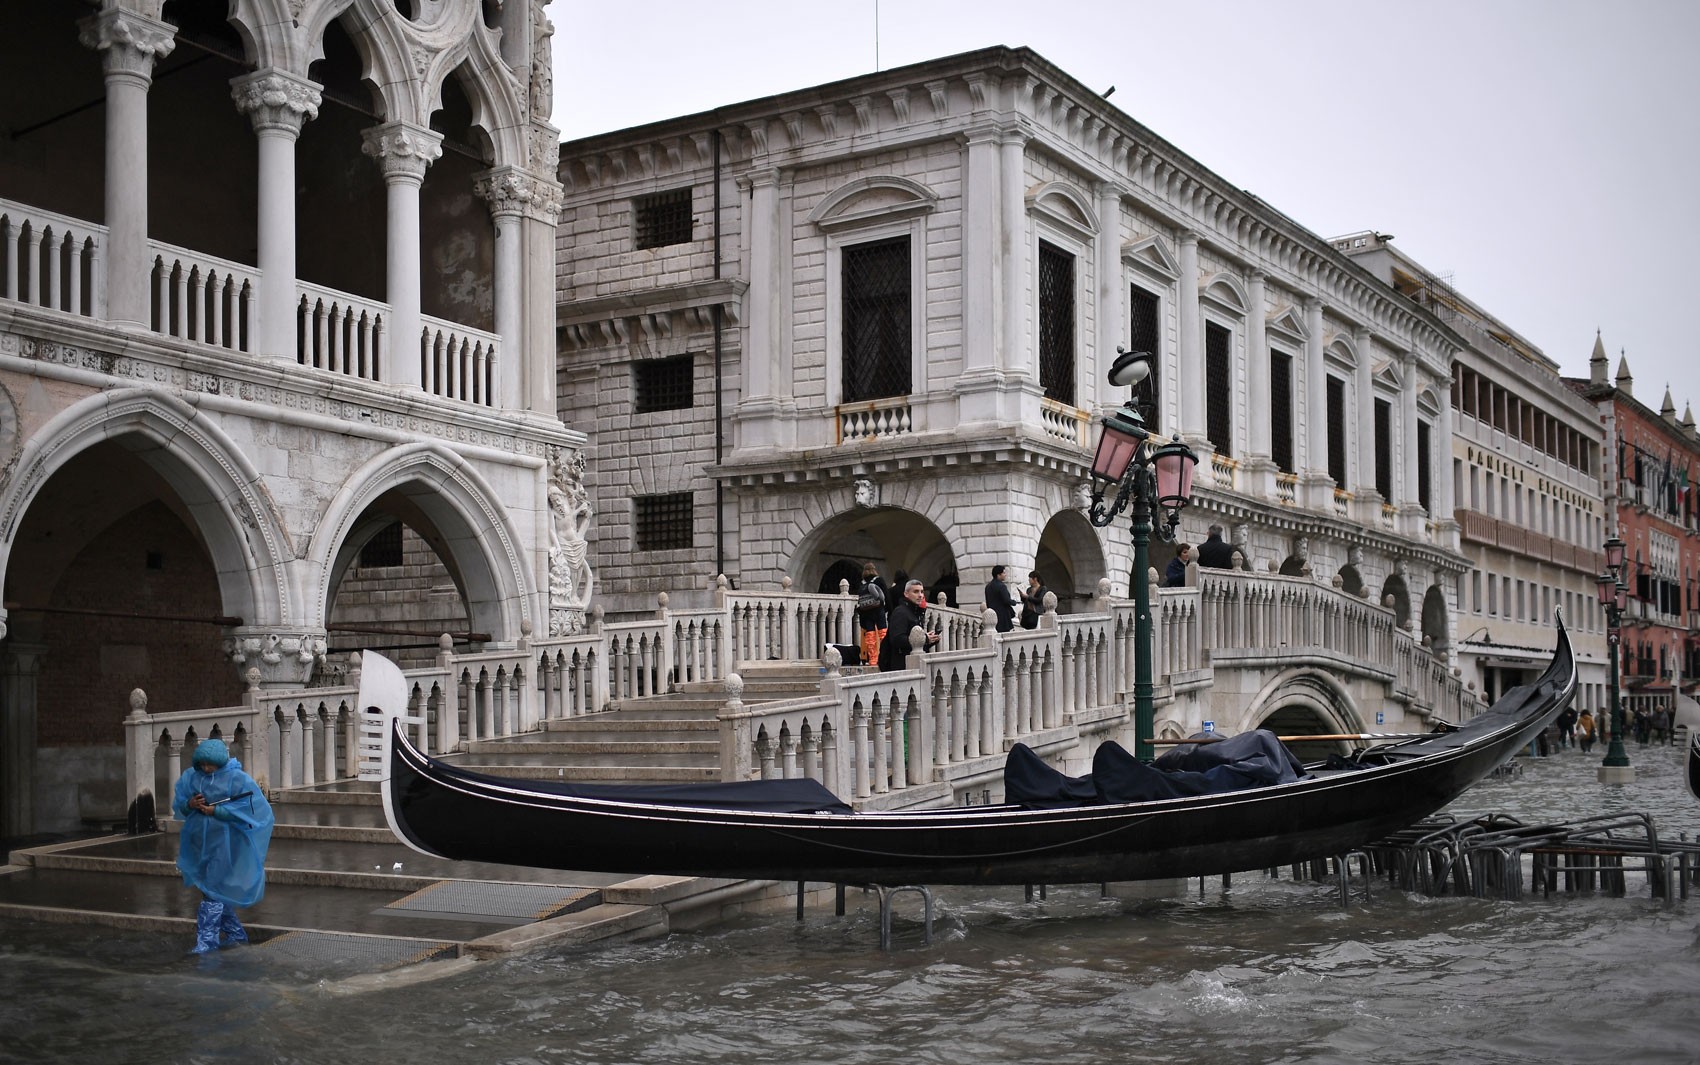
[
  {"x1": 0, "y1": 1, "x2": 578, "y2": 835},
  {"x1": 557, "y1": 47, "x2": 1466, "y2": 633}
]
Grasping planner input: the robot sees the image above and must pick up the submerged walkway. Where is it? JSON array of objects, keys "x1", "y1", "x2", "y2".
[{"x1": 0, "y1": 778, "x2": 796, "y2": 974}]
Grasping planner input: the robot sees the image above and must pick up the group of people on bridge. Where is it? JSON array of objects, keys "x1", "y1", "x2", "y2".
[{"x1": 853, "y1": 561, "x2": 1054, "y2": 672}]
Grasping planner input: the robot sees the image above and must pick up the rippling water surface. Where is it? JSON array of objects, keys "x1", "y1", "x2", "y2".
[{"x1": 4, "y1": 744, "x2": 1699, "y2": 1065}]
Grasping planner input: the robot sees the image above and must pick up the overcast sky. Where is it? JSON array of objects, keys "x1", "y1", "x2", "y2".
[{"x1": 551, "y1": 0, "x2": 1698, "y2": 415}]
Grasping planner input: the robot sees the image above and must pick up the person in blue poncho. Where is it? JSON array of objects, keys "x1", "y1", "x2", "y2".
[{"x1": 172, "y1": 738, "x2": 273, "y2": 954}]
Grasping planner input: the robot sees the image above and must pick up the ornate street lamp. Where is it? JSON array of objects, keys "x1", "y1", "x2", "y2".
[
  {"x1": 1087, "y1": 348, "x2": 1198, "y2": 759},
  {"x1": 1595, "y1": 534, "x2": 1634, "y2": 782}
]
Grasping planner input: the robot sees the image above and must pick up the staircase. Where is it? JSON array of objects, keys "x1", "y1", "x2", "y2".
[{"x1": 0, "y1": 661, "x2": 843, "y2": 972}]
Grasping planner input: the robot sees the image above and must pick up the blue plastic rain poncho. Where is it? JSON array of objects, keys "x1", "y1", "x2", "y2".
[{"x1": 172, "y1": 741, "x2": 274, "y2": 907}]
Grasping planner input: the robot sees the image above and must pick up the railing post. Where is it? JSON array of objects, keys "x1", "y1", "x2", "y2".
[
  {"x1": 124, "y1": 689, "x2": 152, "y2": 812},
  {"x1": 718, "y1": 673, "x2": 749, "y2": 782}
]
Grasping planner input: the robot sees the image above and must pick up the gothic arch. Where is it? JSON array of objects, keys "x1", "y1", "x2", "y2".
[
  {"x1": 311, "y1": 442, "x2": 533, "y2": 642},
  {"x1": 0, "y1": 388, "x2": 293, "y2": 631}
]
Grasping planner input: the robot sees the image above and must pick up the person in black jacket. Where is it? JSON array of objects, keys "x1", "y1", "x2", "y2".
[
  {"x1": 1196, "y1": 525, "x2": 1235, "y2": 569},
  {"x1": 1019, "y1": 570, "x2": 1049, "y2": 629},
  {"x1": 1164, "y1": 544, "x2": 1192, "y2": 587},
  {"x1": 856, "y1": 562, "x2": 888, "y2": 666},
  {"x1": 985, "y1": 564, "x2": 1017, "y2": 632},
  {"x1": 879, "y1": 579, "x2": 939, "y2": 670}
]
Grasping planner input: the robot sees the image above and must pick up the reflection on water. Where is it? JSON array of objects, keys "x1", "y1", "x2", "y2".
[{"x1": 4, "y1": 744, "x2": 1700, "y2": 1065}]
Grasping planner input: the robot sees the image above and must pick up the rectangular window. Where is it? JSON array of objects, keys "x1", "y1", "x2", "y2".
[
  {"x1": 1128, "y1": 285, "x2": 1161, "y2": 431},
  {"x1": 634, "y1": 492, "x2": 693, "y2": 552},
  {"x1": 1038, "y1": 242, "x2": 1075, "y2": 404},
  {"x1": 359, "y1": 521, "x2": 404, "y2": 568},
  {"x1": 1417, "y1": 420, "x2": 1432, "y2": 511},
  {"x1": 1472, "y1": 571, "x2": 1482, "y2": 613},
  {"x1": 633, "y1": 187, "x2": 694, "y2": 249},
  {"x1": 1374, "y1": 398, "x2": 1392, "y2": 500},
  {"x1": 633, "y1": 354, "x2": 695, "y2": 414},
  {"x1": 841, "y1": 237, "x2": 912, "y2": 402},
  {"x1": 1326, "y1": 376, "x2": 1347, "y2": 485},
  {"x1": 1205, "y1": 321, "x2": 1232, "y2": 457},
  {"x1": 1270, "y1": 349, "x2": 1294, "y2": 473}
]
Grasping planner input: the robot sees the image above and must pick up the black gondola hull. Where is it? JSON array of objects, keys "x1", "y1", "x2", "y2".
[{"x1": 384, "y1": 628, "x2": 1575, "y2": 886}]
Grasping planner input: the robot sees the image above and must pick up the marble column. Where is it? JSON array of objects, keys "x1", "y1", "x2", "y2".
[
  {"x1": 1177, "y1": 232, "x2": 1205, "y2": 446},
  {"x1": 1096, "y1": 180, "x2": 1124, "y2": 411},
  {"x1": 1242, "y1": 270, "x2": 1276, "y2": 498},
  {"x1": 1354, "y1": 326, "x2": 1379, "y2": 521},
  {"x1": 999, "y1": 131, "x2": 1028, "y2": 380},
  {"x1": 1399, "y1": 353, "x2": 1425, "y2": 536},
  {"x1": 473, "y1": 165, "x2": 549, "y2": 409},
  {"x1": 232, "y1": 69, "x2": 322, "y2": 359},
  {"x1": 361, "y1": 122, "x2": 443, "y2": 392},
  {"x1": 1299, "y1": 297, "x2": 1333, "y2": 509},
  {"x1": 79, "y1": 9, "x2": 176, "y2": 329},
  {"x1": 735, "y1": 167, "x2": 782, "y2": 444},
  {"x1": 1434, "y1": 379, "x2": 1459, "y2": 550}
]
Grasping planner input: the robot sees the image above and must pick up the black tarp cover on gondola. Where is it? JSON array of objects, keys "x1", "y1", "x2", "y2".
[{"x1": 421, "y1": 757, "x2": 853, "y2": 813}]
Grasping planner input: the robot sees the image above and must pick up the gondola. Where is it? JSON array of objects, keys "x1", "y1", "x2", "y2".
[
  {"x1": 1688, "y1": 728, "x2": 1700, "y2": 803},
  {"x1": 379, "y1": 623, "x2": 1575, "y2": 886}
]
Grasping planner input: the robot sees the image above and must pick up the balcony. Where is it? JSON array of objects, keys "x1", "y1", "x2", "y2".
[{"x1": 2, "y1": 197, "x2": 502, "y2": 408}]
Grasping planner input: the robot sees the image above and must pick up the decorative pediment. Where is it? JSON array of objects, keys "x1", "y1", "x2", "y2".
[
  {"x1": 1199, "y1": 273, "x2": 1248, "y2": 316},
  {"x1": 1416, "y1": 387, "x2": 1443, "y2": 418},
  {"x1": 1025, "y1": 181, "x2": 1098, "y2": 240},
  {"x1": 1323, "y1": 335, "x2": 1357, "y2": 369},
  {"x1": 1373, "y1": 360, "x2": 1404, "y2": 393},
  {"x1": 1266, "y1": 304, "x2": 1308, "y2": 341},
  {"x1": 1121, "y1": 235, "x2": 1180, "y2": 282},
  {"x1": 808, "y1": 176, "x2": 938, "y2": 233}
]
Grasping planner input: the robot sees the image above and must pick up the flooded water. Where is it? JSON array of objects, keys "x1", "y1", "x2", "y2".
[{"x1": 4, "y1": 743, "x2": 1700, "y2": 1065}]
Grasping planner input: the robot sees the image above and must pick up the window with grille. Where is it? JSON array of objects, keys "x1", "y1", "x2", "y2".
[
  {"x1": 1326, "y1": 375, "x2": 1347, "y2": 485},
  {"x1": 1270, "y1": 349, "x2": 1293, "y2": 473},
  {"x1": 360, "y1": 522, "x2": 404, "y2": 568},
  {"x1": 1374, "y1": 398, "x2": 1392, "y2": 499},
  {"x1": 841, "y1": 237, "x2": 912, "y2": 402},
  {"x1": 633, "y1": 187, "x2": 694, "y2": 250},
  {"x1": 1128, "y1": 285, "x2": 1161, "y2": 430},
  {"x1": 634, "y1": 492, "x2": 693, "y2": 552},
  {"x1": 1417, "y1": 420, "x2": 1432, "y2": 511},
  {"x1": 1205, "y1": 321, "x2": 1232, "y2": 457},
  {"x1": 1038, "y1": 242, "x2": 1075, "y2": 404},
  {"x1": 634, "y1": 354, "x2": 694, "y2": 413}
]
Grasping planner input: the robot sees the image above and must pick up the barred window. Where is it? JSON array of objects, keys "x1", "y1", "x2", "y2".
[
  {"x1": 1374, "y1": 398, "x2": 1392, "y2": 500},
  {"x1": 634, "y1": 354, "x2": 694, "y2": 413},
  {"x1": 1038, "y1": 242, "x2": 1075, "y2": 404},
  {"x1": 359, "y1": 522, "x2": 404, "y2": 568},
  {"x1": 1205, "y1": 322, "x2": 1232, "y2": 457},
  {"x1": 634, "y1": 492, "x2": 693, "y2": 552},
  {"x1": 633, "y1": 187, "x2": 693, "y2": 250},
  {"x1": 1128, "y1": 285, "x2": 1161, "y2": 430},
  {"x1": 1417, "y1": 420, "x2": 1432, "y2": 511},
  {"x1": 1326, "y1": 375, "x2": 1347, "y2": 485},
  {"x1": 841, "y1": 237, "x2": 912, "y2": 402},
  {"x1": 1270, "y1": 349, "x2": 1294, "y2": 473}
]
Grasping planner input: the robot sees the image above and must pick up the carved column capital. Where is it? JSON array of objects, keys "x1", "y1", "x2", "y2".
[
  {"x1": 360, "y1": 122, "x2": 443, "y2": 184},
  {"x1": 79, "y1": 8, "x2": 177, "y2": 81},
  {"x1": 473, "y1": 165, "x2": 563, "y2": 223},
  {"x1": 231, "y1": 69, "x2": 323, "y2": 136},
  {"x1": 224, "y1": 628, "x2": 326, "y2": 688}
]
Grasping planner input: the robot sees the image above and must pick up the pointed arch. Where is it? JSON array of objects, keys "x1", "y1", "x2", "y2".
[
  {"x1": 311, "y1": 442, "x2": 534, "y2": 642},
  {"x1": 0, "y1": 388, "x2": 294, "y2": 628}
]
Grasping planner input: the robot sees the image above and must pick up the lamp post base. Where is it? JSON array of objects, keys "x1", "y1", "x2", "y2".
[{"x1": 1597, "y1": 764, "x2": 1637, "y2": 785}]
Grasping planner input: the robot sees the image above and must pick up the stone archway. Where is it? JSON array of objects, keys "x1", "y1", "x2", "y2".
[
  {"x1": 790, "y1": 507, "x2": 955, "y2": 604},
  {"x1": 1338, "y1": 564, "x2": 1365, "y2": 597},
  {"x1": 1421, "y1": 584, "x2": 1449, "y2": 655},
  {"x1": 1247, "y1": 668, "x2": 1363, "y2": 763},
  {"x1": 1035, "y1": 508, "x2": 1107, "y2": 614},
  {"x1": 1381, "y1": 572, "x2": 1410, "y2": 625}
]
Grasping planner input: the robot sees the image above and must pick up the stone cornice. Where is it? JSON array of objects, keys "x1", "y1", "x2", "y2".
[
  {"x1": 556, "y1": 279, "x2": 749, "y2": 352},
  {"x1": 230, "y1": 69, "x2": 323, "y2": 136}
]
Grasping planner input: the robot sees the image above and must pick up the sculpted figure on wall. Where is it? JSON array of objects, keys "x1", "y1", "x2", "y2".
[{"x1": 547, "y1": 446, "x2": 593, "y2": 635}]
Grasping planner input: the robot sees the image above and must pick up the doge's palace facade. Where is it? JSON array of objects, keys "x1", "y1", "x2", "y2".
[{"x1": 0, "y1": 0, "x2": 582, "y2": 836}]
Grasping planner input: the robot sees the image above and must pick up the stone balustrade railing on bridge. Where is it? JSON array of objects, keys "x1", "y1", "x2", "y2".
[{"x1": 124, "y1": 568, "x2": 1483, "y2": 813}]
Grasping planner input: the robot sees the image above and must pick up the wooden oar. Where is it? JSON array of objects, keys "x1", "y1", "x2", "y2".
[{"x1": 1153, "y1": 732, "x2": 1441, "y2": 746}]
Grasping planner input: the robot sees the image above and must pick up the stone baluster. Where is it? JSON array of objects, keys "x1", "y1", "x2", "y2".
[
  {"x1": 757, "y1": 732, "x2": 775, "y2": 780},
  {"x1": 871, "y1": 701, "x2": 890, "y2": 794},
  {"x1": 780, "y1": 728, "x2": 797, "y2": 779},
  {"x1": 851, "y1": 702, "x2": 870, "y2": 799}
]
